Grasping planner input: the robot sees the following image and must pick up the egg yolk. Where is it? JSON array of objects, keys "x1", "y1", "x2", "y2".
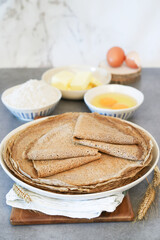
[
  {"x1": 111, "y1": 103, "x2": 128, "y2": 109},
  {"x1": 91, "y1": 93, "x2": 137, "y2": 110},
  {"x1": 99, "y1": 97, "x2": 117, "y2": 108}
]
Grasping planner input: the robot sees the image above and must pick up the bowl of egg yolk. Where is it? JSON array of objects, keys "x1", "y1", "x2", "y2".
[
  {"x1": 41, "y1": 65, "x2": 111, "y2": 100},
  {"x1": 84, "y1": 84, "x2": 144, "y2": 120}
]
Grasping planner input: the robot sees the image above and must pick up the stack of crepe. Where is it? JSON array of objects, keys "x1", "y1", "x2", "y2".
[{"x1": 3, "y1": 112, "x2": 153, "y2": 194}]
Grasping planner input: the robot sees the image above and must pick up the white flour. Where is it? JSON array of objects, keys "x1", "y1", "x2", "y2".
[{"x1": 4, "y1": 79, "x2": 59, "y2": 109}]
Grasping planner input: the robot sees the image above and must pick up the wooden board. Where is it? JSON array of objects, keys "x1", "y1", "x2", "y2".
[{"x1": 10, "y1": 194, "x2": 134, "y2": 225}]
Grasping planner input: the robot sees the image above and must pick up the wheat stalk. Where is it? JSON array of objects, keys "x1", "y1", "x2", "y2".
[
  {"x1": 153, "y1": 166, "x2": 160, "y2": 188},
  {"x1": 13, "y1": 184, "x2": 32, "y2": 203},
  {"x1": 136, "y1": 166, "x2": 160, "y2": 221},
  {"x1": 137, "y1": 184, "x2": 155, "y2": 221}
]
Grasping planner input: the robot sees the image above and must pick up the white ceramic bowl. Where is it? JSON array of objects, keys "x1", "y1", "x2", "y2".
[
  {"x1": 41, "y1": 65, "x2": 111, "y2": 100},
  {"x1": 0, "y1": 117, "x2": 159, "y2": 200},
  {"x1": 84, "y1": 84, "x2": 144, "y2": 120},
  {"x1": 1, "y1": 85, "x2": 62, "y2": 121}
]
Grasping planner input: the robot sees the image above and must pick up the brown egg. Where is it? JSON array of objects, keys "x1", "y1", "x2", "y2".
[
  {"x1": 125, "y1": 51, "x2": 140, "y2": 69},
  {"x1": 107, "y1": 47, "x2": 125, "y2": 67}
]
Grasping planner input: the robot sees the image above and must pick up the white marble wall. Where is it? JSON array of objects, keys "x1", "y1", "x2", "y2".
[{"x1": 0, "y1": 0, "x2": 160, "y2": 68}]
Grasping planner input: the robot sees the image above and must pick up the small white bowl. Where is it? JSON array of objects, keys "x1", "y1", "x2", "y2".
[
  {"x1": 84, "y1": 84, "x2": 144, "y2": 120},
  {"x1": 1, "y1": 85, "x2": 62, "y2": 121},
  {"x1": 41, "y1": 65, "x2": 111, "y2": 100}
]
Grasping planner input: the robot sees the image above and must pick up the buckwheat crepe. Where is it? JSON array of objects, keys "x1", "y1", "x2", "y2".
[
  {"x1": 5, "y1": 113, "x2": 100, "y2": 179},
  {"x1": 2, "y1": 112, "x2": 153, "y2": 194},
  {"x1": 25, "y1": 122, "x2": 98, "y2": 161},
  {"x1": 38, "y1": 153, "x2": 152, "y2": 187},
  {"x1": 73, "y1": 113, "x2": 152, "y2": 163},
  {"x1": 33, "y1": 153, "x2": 101, "y2": 178}
]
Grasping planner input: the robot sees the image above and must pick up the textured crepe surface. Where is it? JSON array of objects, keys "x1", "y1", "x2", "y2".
[
  {"x1": 41, "y1": 153, "x2": 152, "y2": 187},
  {"x1": 73, "y1": 113, "x2": 152, "y2": 163},
  {"x1": 73, "y1": 113, "x2": 137, "y2": 144},
  {"x1": 26, "y1": 122, "x2": 98, "y2": 161},
  {"x1": 2, "y1": 112, "x2": 153, "y2": 194},
  {"x1": 6, "y1": 113, "x2": 80, "y2": 179},
  {"x1": 75, "y1": 140, "x2": 141, "y2": 161},
  {"x1": 3, "y1": 151, "x2": 152, "y2": 194},
  {"x1": 33, "y1": 153, "x2": 101, "y2": 178}
]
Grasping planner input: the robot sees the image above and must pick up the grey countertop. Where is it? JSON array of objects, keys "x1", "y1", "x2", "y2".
[{"x1": 0, "y1": 68, "x2": 160, "y2": 240}]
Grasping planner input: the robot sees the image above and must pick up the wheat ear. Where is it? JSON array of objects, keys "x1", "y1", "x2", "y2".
[
  {"x1": 153, "y1": 165, "x2": 160, "y2": 188},
  {"x1": 137, "y1": 184, "x2": 155, "y2": 221},
  {"x1": 13, "y1": 184, "x2": 32, "y2": 203}
]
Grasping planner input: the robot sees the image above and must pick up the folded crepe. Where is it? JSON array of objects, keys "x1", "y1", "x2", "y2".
[
  {"x1": 5, "y1": 113, "x2": 100, "y2": 180},
  {"x1": 25, "y1": 122, "x2": 98, "y2": 161},
  {"x1": 73, "y1": 113, "x2": 152, "y2": 163},
  {"x1": 33, "y1": 153, "x2": 101, "y2": 178}
]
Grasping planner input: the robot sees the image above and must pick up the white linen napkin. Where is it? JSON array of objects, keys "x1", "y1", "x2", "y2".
[{"x1": 6, "y1": 186, "x2": 124, "y2": 219}]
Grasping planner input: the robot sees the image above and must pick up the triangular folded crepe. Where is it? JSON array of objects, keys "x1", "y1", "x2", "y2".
[
  {"x1": 33, "y1": 153, "x2": 101, "y2": 178},
  {"x1": 73, "y1": 113, "x2": 152, "y2": 162},
  {"x1": 5, "y1": 113, "x2": 99, "y2": 179},
  {"x1": 25, "y1": 122, "x2": 98, "y2": 161},
  {"x1": 74, "y1": 140, "x2": 142, "y2": 161},
  {"x1": 6, "y1": 113, "x2": 81, "y2": 180},
  {"x1": 73, "y1": 113, "x2": 137, "y2": 144}
]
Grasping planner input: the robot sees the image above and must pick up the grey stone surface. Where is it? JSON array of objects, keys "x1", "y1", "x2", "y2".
[{"x1": 0, "y1": 68, "x2": 160, "y2": 240}]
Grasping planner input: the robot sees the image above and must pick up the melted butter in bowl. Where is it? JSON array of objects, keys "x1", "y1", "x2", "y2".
[{"x1": 91, "y1": 93, "x2": 137, "y2": 110}]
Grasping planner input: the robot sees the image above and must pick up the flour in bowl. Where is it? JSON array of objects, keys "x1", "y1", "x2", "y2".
[{"x1": 4, "y1": 79, "x2": 59, "y2": 109}]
